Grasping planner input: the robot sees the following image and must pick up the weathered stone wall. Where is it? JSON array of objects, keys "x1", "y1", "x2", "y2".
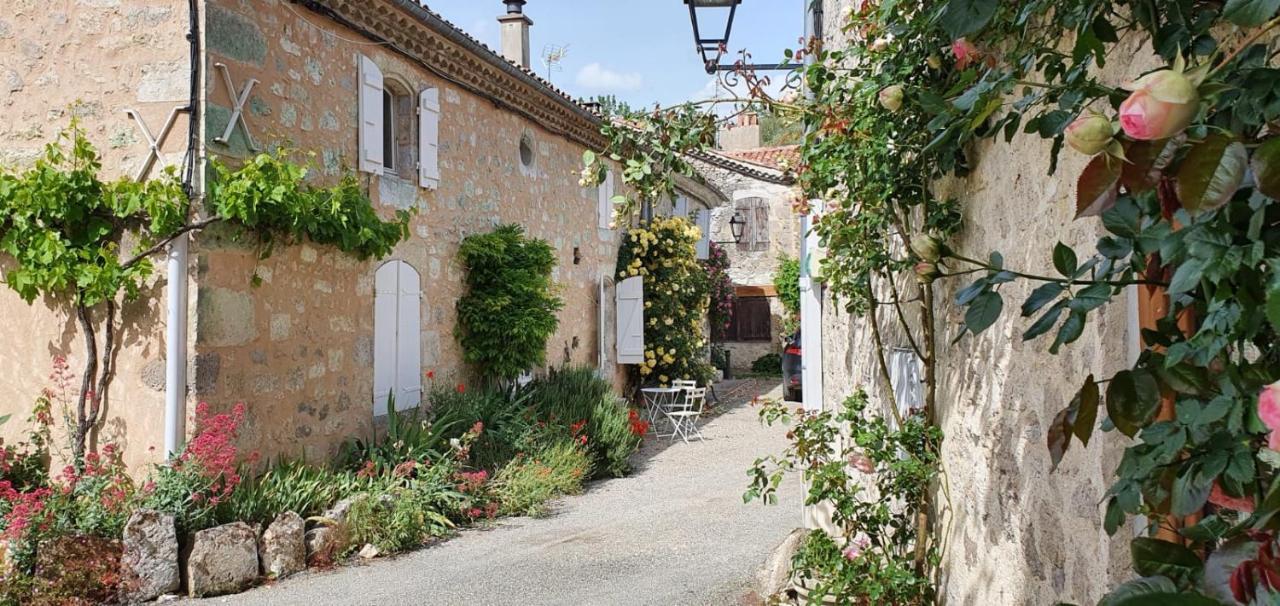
[
  {"x1": 816, "y1": 1, "x2": 1143, "y2": 603},
  {"x1": 195, "y1": 0, "x2": 622, "y2": 462},
  {"x1": 694, "y1": 158, "x2": 797, "y2": 371},
  {"x1": 0, "y1": 0, "x2": 192, "y2": 472}
]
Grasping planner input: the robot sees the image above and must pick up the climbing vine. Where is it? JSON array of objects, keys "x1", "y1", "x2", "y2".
[{"x1": 0, "y1": 121, "x2": 410, "y2": 463}]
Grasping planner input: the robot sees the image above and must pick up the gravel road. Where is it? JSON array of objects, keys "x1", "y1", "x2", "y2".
[{"x1": 193, "y1": 380, "x2": 799, "y2": 606}]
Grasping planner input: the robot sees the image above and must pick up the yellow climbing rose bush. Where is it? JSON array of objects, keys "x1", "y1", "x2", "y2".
[{"x1": 616, "y1": 215, "x2": 712, "y2": 386}]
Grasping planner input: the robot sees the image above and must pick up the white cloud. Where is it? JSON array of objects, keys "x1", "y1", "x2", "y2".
[{"x1": 575, "y1": 63, "x2": 644, "y2": 92}]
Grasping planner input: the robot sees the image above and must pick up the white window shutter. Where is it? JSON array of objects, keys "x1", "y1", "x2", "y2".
[
  {"x1": 372, "y1": 262, "x2": 398, "y2": 415},
  {"x1": 695, "y1": 209, "x2": 711, "y2": 259},
  {"x1": 615, "y1": 276, "x2": 644, "y2": 364},
  {"x1": 674, "y1": 195, "x2": 689, "y2": 218},
  {"x1": 395, "y1": 262, "x2": 422, "y2": 411},
  {"x1": 358, "y1": 55, "x2": 384, "y2": 175},
  {"x1": 598, "y1": 169, "x2": 613, "y2": 229},
  {"x1": 418, "y1": 87, "x2": 440, "y2": 189}
]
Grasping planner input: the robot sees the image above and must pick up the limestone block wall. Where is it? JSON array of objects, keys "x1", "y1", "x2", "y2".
[
  {"x1": 0, "y1": 0, "x2": 192, "y2": 472},
  {"x1": 815, "y1": 1, "x2": 1148, "y2": 602},
  {"x1": 194, "y1": 0, "x2": 622, "y2": 463},
  {"x1": 694, "y1": 158, "x2": 797, "y2": 371}
]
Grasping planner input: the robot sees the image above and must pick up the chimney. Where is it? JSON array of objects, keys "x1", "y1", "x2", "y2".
[
  {"x1": 718, "y1": 111, "x2": 761, "y2": 151},
  {"x1": 498, "y1": 1, "x2": 533, "y2": 70}
]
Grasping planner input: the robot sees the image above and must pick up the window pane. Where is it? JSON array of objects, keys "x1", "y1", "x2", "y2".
[{"x1": 382, "y1": 91, "x2": 394, "y2": 170}]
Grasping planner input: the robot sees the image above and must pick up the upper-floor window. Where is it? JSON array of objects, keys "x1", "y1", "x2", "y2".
[{"x1": 358, "y1": 55, "x2": 440, "y2": 190}]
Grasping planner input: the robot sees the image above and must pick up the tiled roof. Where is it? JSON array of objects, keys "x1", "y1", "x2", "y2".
[
  {"x1": 692, "y1": 149, "x2": 796, "y2": 186},
  {"x1": 718, "y1": 145, "x2": 801, "y2": 172},
  {"x1": 410, "y1": 2, "x2": 600, "y2": 119}
]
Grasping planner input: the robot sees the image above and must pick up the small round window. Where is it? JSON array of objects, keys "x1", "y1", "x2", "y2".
[{"x1": 519, "y1": 134, "x2": 534, "y2": 168}]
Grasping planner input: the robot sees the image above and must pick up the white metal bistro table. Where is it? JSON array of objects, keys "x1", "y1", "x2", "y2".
[{"x1": 640, "y1": 386, "x2": 682, "y2": 433}]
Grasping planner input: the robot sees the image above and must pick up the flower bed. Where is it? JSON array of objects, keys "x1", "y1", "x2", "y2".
[{"x1": 0, "y1": 365, "x2": 644, "y2": 603}]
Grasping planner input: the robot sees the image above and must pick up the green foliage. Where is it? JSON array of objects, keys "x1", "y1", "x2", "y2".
[
  {"x1": 494, "y1": 440, "x2": 591, "y2": 517},
  {"x1": 207, "y1": 150, "x2": 412, "y2": 260},
  {"x1": 524, "y1": 366, "x2": 643, "y2": 477},
  {"x1": 759, "y1": 111, "x2": 803, "y2": 147},
  {"x1": 580, "y1": 104, "x2": 718, "y2": 217},
  {"x1": 339, "y1": 402, "x2": 460, "y2": 474},
  {"x1": 342, "y1": 460, "x2": 464, "y2": 556},
  {"x1": 426, "y1": 382, "x2": 531, "y2": 471},
  {"x1": 773, "y1": 255, "x2": 801, "y2": 318},
  {"x1": 456, "y1": 224, "x2": 563, "y2": 382},
  {"x1": 747, "y1": 391, "x2": 940, "y2": 604},
  {"x1": 216, "y1": 459, "x2": 349, "y2": 525},
  {"x1": 616, "y1": 216, "x2": 713, "y2": 386},
  {"x1": 750, "y1": 353, "x2": 782, "y2": 375}
]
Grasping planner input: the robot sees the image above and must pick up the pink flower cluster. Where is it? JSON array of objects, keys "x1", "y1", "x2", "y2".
[
  {"x1": 0, "y1": 482, "x2": 52, "y2": 541},
  {"x1": 455, "y1": 470, "x2": 489, "y2": 494},
  {"x1": 176, "y1": 401, "x2": 250, "y2": 506}
]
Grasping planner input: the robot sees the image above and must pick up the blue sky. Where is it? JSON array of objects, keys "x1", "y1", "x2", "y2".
[{"x1": 428, "y1": 1, "x2": 804, "y2": 108}]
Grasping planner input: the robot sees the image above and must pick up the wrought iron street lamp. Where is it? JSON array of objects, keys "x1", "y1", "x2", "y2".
[
  {"x1": 685, "y1": 0, "x2": 795, "y2": 75},
  {"x1": 728, "y1": 210, "x2": 746, "y2": 243}
]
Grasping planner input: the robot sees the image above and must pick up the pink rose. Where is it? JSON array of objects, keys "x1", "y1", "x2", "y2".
[
  {"x1": 1118, "y1": 70, "x2": 1198, "y2": 140},
  {"x1": 1259, "y1": 381, "x2": 1280, "y2": 450},
  {"x1": 842, "y1": 533, "x2": 872, "y2": 560},
  {"x1": 1064, "y1": 113, "x2": 1114, "y2": 156},
  {"x1": 847, "y1": 452, "x2": 875, "y2": 474},
  {"x1": 951, "y1": 38, "x2": 979, "y2": 70}
]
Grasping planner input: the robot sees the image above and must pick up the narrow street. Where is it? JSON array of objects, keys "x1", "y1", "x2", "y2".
[{"x1": 196, "y1": 380, "x2": 800, "y2": 606}]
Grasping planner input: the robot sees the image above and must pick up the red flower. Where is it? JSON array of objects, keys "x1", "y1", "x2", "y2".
[
  {"x1": 425, "y1": 370, "x2": 435, "y2": 379},
  {"x1": 456, "y1": 383, "x2": 466, "y2": 394},
  {"x1": 357, "y1": 460, "x2": 377, "y2": 478},
  {"x1": 570, "y1": 419, "x2": 588, "y2": 435}
]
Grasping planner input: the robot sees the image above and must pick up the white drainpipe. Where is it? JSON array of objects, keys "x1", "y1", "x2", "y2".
[{"x1": 164, "y1": 234, "x2": 189, "y2": 457}]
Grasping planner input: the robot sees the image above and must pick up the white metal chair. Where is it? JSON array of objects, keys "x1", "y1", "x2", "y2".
[{"x1": 665, "y1": 387, "x2": 707, "y2": 443}]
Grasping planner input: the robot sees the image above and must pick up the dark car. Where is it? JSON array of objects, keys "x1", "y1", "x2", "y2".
[{"x1": 782, "y1": 331, "x2": 802, "y2": 402}]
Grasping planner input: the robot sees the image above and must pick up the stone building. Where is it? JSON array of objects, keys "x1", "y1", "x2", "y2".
[
  {"x1": 692, "y1": 115, "x2": 799, "y2": 374},
  {"x1": 801, "y1": 1, "x2": 1143, "y2": 603},
  {"x1": 0, "y1": 0, "x2": 717, "y2": 470}
]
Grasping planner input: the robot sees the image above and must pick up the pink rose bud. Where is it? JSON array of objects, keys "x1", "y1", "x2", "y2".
[
  {"x1": 951, "y1": 38, "x2": 979, "y2": 69},
  {"x1": 1064, "y1": 113, "x2": 1114, "y2": 156},
  {"x1": 910, "y1": 233, "x2": 946, "y2": 262},
  {"x1": 878, "y1": 85, "x2": 904, "y2": 112},
  {"x1": 914, "y1": 261, "x2": 940, "y2": 284},
  {"x1": 1259, "y1": 381, "x2": 1280, "y2": 450},
  {"x1": 1118, "y1": 69, "x2": 1199, "y2": 141}
]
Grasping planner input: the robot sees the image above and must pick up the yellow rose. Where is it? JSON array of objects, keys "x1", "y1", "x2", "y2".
[{"x1": 659, "y1": 375, "x2": 669, "y2": 383}]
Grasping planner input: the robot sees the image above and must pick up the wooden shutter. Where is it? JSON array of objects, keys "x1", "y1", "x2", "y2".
[
  {"x1": 615, "y1": 276, "x2": 644, "y2": 364},
  {"x1": 395, "y1": 262, "x2": 422, "y2": 411},
  {"x1": 373, "y1": 262, "x2": 398, "y2": 415},
  {"x1": 735, "y1": 198, "x2": 756, "y2": 252},
  {"x1": 418, "y1": 87, "x2": 440, "y2": 189},
  {"x1": 753, "y1": 202, "x2": 770, "y2": 251},
  {"x1": 728, "y1": 296, "x2": 772, "y2": 342},
  {"x1": 674, "y1": 195, "x2": 689, "y2": 218},
  {"x1": 358, "y1": 55, "x2": 384, "y2": 175},
  {"x1": 598, "y1": 169, "x2": 614, "y2": 229},
  {"x1": 695, "y1": 208, "x2": 711, "y2": 259},
  {"x1": 373, "y1": 260, "x2": 421, "y2": 415}
]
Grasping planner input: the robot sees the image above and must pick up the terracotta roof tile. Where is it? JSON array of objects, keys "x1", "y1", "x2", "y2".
[{"x1": 717, "y1": 145, "x2": 801, "y2": 172}]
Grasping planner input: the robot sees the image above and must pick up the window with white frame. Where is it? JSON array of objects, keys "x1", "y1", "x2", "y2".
[{"x1": 358, "y1": 55, "x2": 440, "y2": 190}]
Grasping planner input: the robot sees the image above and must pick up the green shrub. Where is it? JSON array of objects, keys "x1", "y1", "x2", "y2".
[
  {"x1": 455, "y1": 224, "x2": 563, "y2": 381},
  {"x1": 751, "y1": 352, "x2": 783, "y2": 375},
  {"x1": 494, "y1": 441, "x2": 592, "y2": 517},
  {"x1": 427, "y1": 383, "x2": 531, "y2": 470},
  {"x1": 339, "y1": 402, "x2": 459, "y2": 474},
  {"x1": 216, "y1": 460, "x2": 349, "y2": 526},
  {"x1": 773, "y1": 255, "x2": 801, "y2": 317},
  {"x1": 342, "y1": 460, "x2": 468, "y2": 556},
  {"x1": 524, "y1": 366, "x2": 643, "y2": 477}
]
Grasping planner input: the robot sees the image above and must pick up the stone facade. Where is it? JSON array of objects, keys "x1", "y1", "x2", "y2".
[
  {"x1": 815, "y1": 1, "x2": 1146, "y2": 603},
  {"x1": 694, "y1": 154, "x2": 797, "y2": 372},
  {"x1": 0, "y1": 0, "x2": 193, "y2": 472},
  {"x1": 0, "y1": 1, "x2": 633, "y2": 469}
]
